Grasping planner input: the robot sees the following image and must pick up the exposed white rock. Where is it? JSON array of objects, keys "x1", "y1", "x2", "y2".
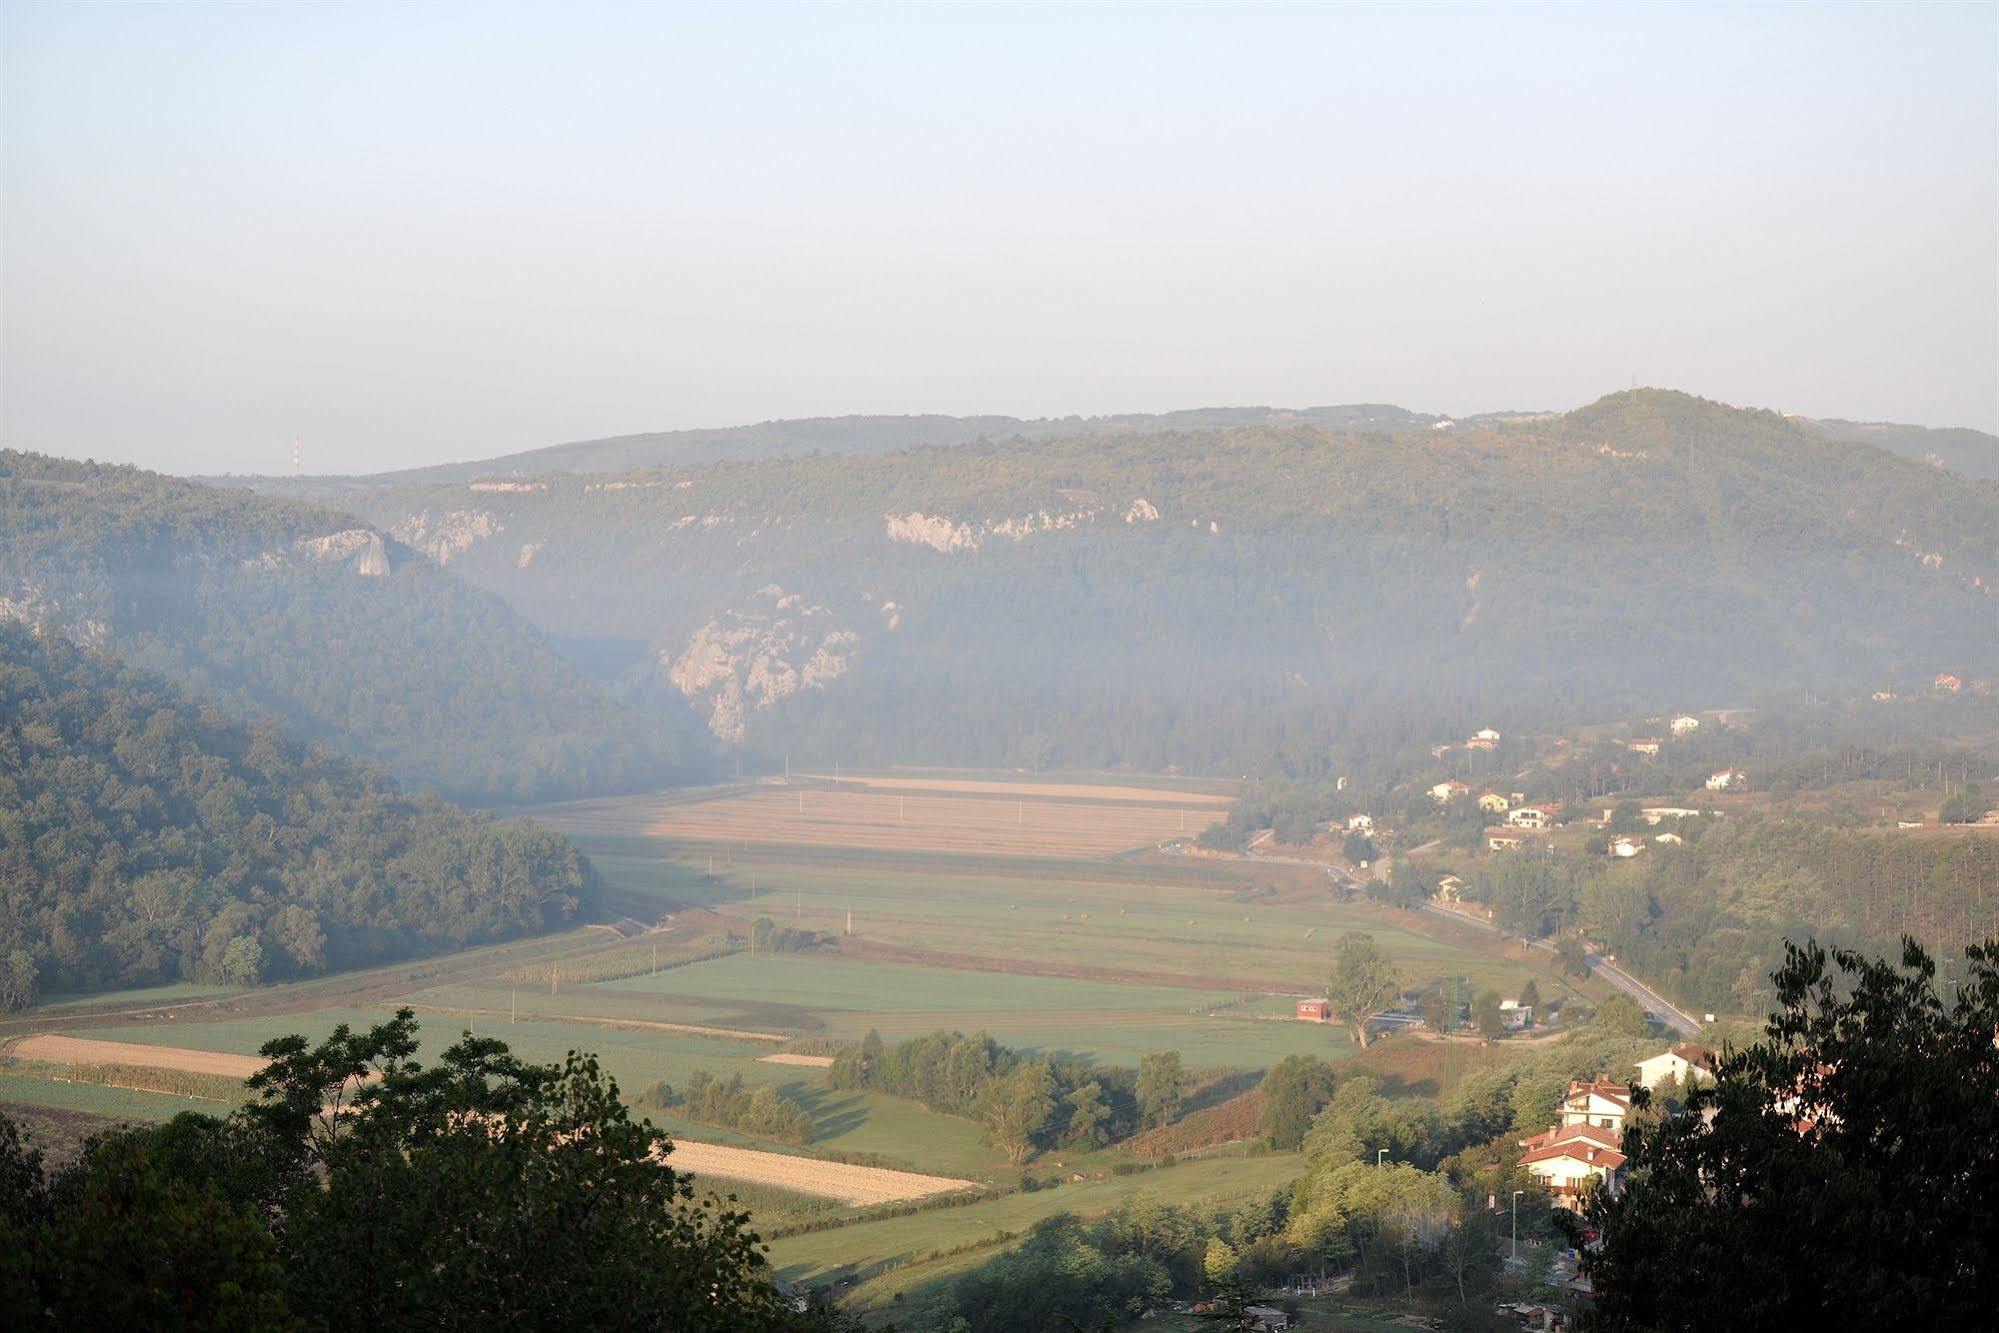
[
  {"x1": 517, "y1": 542, "x2": 542, "y2": 569},
  {"x1": 388, "y1": 510, "x2": 500, "y2": 565},
  {"x1": 885, "y1": 512, "x2": 981, "y2": 553},
  {"x1": 247, "y1": 529, "x2": 389, "y2": 577},
  {"x1": 1125, "y1": 499, "x2": 1159, "y2": 523},
  {"x1": 468, "y1": 480, "x2": 545, "y2": 493},
  {"x1": 666, "y1": 586, "x2": 861, "y2": 742},
  {"x1": 0, "y1": 587, "x2": 108, "y2": 645}
]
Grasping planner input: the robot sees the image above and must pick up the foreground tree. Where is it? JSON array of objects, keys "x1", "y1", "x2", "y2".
[
  {"x1": 1136, "y1": 1050, "x2": 1187, "y2": 1128},
  {"x1": 1574, "y1": 937, "x2": 1999, "y2": 1329},
  {"x1": 1258, "y1": 1054, "x2": 1337, "y2": 1150},
  {"x1": 1328, "y1": 933, "x2": 1399, "y2": 1048},
  {"x1": 0, "y1": 1011, "x2": 850, "y2": 1331}
]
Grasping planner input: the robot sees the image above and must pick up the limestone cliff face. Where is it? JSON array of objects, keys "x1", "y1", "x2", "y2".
[
  {"x1": 883, "y1": 499, "x2": 1157, "y2": 552},
  {"x1": 0, "y1": 585, "x2": 108, "y2": 645},
  {"x1": 665, "y1": 585, "x2": 865, "y2": 742},
  {"x1": 247, "y1": 529, "x2": 390, "y2": 577},
  {"x1": 388, "y1": 510, "x2": 501, "y2": 565}
]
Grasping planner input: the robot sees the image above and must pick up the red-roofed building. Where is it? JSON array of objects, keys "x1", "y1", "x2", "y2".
[
  {"x1": 1557, "y1": 1077, "x2": 1633, "y2": 1131},
  {"x1": 1518, "y1": 1121, "x2": 1628, "y2": 1210},
  {"x1": 1296, "y1": 998, "x2": 1331, "y2": 1022}
]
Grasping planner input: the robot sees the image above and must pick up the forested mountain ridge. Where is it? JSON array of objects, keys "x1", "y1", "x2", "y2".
[
  {"x1": 0, "y1": 451, "x2": 703, "y2": 803},
  {"x1": 1796, "y1": 416, "x2": 1999, "y2": 480},
  {"x1": 0, "y1": 623, "x2": 597, "y2": 1008},
  {"x1": 231, "y1": 404, "x2": 1438, "y2": 489},
  {"x1": 212, "y1": 391, "x2": 1997, "y2": 777}
]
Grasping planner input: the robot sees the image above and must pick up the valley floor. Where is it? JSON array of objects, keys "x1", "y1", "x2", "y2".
[{"x1": 0, "y1": 767, "x2": 1629, "y2": 1313}]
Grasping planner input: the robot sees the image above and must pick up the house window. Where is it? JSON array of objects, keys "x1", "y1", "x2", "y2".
[{"x1": 1600, "y1": 1118, "x2": 1613, "y2": 1128}]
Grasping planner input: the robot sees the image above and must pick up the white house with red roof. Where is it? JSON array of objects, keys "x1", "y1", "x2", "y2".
[
  {"x1": 1636, "y1": 1043, "x2": 1716, "y2": 1091},
  {"x1": 1558, "y1": 1077, "x2": 1633, "y2": 1131},
  {"x1": 1429, "y1": 779, "x2": 1470, "y2": 804},
  {"x1": 1506, "y1": 805, "x2": 1555, "y2": 830},
  {"x1": 1518, "y1": 1121, "x2": 1628, "y2": 1210}
]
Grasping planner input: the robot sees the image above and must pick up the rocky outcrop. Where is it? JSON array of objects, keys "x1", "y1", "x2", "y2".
[
  {"x1": 665, "y1": 586, "x2": 862, "y2": 742},
  {"x1": 246, "y1": 529, "x2": 389, "y2": 578},
  {"x1": 885, "y1": 500, "x2": 1153, "y2": 552},
  {"x1": 388, "y1": 510, "x2": 501, "y2": 565},
  {"x1": 884, "y1": 512, "x2": 981, "y2": 553},
  {"x1": 0, "y1": 586, "x2": 108, "y2": 645}
]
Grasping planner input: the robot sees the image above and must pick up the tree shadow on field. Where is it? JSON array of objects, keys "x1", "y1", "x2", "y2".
[
  {"x1": 1372, "y1": 1073, "x2": 1441, "y2": 1100},
  {"x1": 1181, "y1": 1068, "x2": 1264, "y2": 1116},
  {"x1": 784, "y1": 1084, "x2": 870, "y2": 1139}
]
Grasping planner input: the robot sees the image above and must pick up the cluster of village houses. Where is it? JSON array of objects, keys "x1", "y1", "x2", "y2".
[
  {"x1": 1516, "y1": 1044, "x2": 1716, "y2": 1210},
  {"x1": 1337, "y1": 722, "x2": 1747, "y2": 865}
]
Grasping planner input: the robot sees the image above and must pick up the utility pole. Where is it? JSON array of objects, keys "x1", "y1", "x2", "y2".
[
  {"x1": 550, "y1": 965, "x2": 559, "y2": 997},
  {"x1": 510, "y1": 988, "x2": 516, "y2": 1024},
  {"x1": 291, "y1": 436, "x2": 301, "y2": 477},
  {"x1": 1512, "y1": 1190, "x2": 1523, "y2": 1261}
]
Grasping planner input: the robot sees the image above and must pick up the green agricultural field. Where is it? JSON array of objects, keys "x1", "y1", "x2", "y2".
[
  {"x1": 768, "y1": 1151, "x2": 1305, "y2": 1305},
  {"x1": 50, "y1": 996, "x2": 1030, "y2": 1179},
  {"x1": 596, "y1": 953, "x2": 1358, "y2": 1067},
  {"x1": 565, "y1": 824, "x2": 1575, "y2": 1005},
  {"x1": 0, "y1": 1071, "x2": 219, "y2": 1123},
  {"x1": 32, "y1": 980, "x2": 245, "y2": 1012}
]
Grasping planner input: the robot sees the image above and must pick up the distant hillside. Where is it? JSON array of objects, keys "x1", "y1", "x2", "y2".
[
  {"x1": 1797, "y1": 417, "x2": 1999, "y2": 480},
  {"x1": 0, "y1": 452, "x2": 703, "y2": 803},
  {"x1": 0, "y1": 623, "x2": 597, "y2": 1008},
  {"x1": 212, "y1": 390, "x2": 1999, "y2": 777},
  {"x1": 230, "y1": 404, "x2": 1439, "y2": 492}
]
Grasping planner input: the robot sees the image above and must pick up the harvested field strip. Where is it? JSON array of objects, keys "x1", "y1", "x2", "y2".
[
  {"x1": 589, "y1": 789, "x2": 1217, "y2": 859},
  {"x1": 410, "y1": 1004, "x2": 786, "y2": 1044},
  {"x1": 758, "y1": 1053, "x2": 836, "y2": 1068},
  {"x1": 668, "y1": 1140, "x2": 979, "y2": 1206},
  {"x1": 796, "y1": 776, "x2": 1232, "y2": 806},
  {"x1": 9, "y1": 1035, "x2": 268, "y2": 1079}
]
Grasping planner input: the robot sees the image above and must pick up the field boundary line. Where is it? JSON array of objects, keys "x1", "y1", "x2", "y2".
[{"x1": 411, "y1": 1003, "x2": 787, "y2": 1044}]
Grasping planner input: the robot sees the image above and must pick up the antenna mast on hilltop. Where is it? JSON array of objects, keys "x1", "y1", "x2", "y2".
[{"x1": 292, "y1": 437, "x2": 301, "y2": 477}]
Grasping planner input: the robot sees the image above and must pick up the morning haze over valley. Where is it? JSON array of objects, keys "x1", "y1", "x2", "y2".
[{"x1": 0, "y1": 4, "x2": 1994, "y2": 1331}]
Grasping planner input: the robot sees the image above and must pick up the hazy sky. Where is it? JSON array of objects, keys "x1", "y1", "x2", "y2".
[{"x1": 3, "y1": 2, "x2": 1994, "y2": 476}]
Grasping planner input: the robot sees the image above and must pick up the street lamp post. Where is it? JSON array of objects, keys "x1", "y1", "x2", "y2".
[{"x1": 1512, "y1": 1190, "x2": 1524, "y2": 1261}]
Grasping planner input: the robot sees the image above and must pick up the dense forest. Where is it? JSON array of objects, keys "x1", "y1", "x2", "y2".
[
  {"x1": 0, "y1": 624, "x2": 597, "y2": 1008},
  {"x1": 0, "y1": 452, "x2": 702, "y2": 803},
  {"x1": 230, "y1": 391, "x2": 1999, "y2": 777},
  {"x1": 1458, "y1": 816, "x2": 1999, "y2": 1013}
]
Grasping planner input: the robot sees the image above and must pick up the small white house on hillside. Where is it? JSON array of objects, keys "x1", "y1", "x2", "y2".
[{"x1": 1636, "y1": 1043, "x2": 1716, "y2": 1090}]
